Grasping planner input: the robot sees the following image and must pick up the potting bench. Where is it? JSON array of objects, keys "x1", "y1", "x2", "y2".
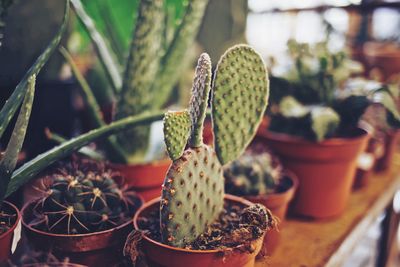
[{"x1": 255, "y1": 155, "x2": 400, "y2": 267}]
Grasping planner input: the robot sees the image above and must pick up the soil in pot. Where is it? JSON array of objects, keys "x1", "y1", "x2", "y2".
[
  {"x1": 260, "y1": 128, "x2": 370, "y2": 218},
  {"x1": 132, "y1": 196, "x2": 276, "y2": 267},
  {"x1": 0, "y1": 201, "x2": 21, "y2": 262}
]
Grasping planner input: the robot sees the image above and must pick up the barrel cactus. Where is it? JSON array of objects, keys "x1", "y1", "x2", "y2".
[
  {"x1": 224, "y1": 152, "x2": 282, "y2": 196},
  {"x1": 30, "y1": 158, "x2": 142, "y2": 234},
  {"x1": 160, "y1": 44, "x2": 270, "y2": 248}
]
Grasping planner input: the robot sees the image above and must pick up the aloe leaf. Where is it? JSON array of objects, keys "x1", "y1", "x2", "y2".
[
  {"x1": 373, "y1": 88, "x2": 400, "y2": 124},
  {"x1": 0, "y1": 75, "x2": 36, "y2": 203},
  {"x1": 5, "y1": 111, "x2": 164, "y2": 197},
  {"x1": 59, "y1": 46, "x2": 128, "y2": 163},
  {"x1": 71, "y1": 0, "x2": 122, "y2": 93},
  {"x1": 0, "y1": 0, "x2": 69, "y2": 139}
]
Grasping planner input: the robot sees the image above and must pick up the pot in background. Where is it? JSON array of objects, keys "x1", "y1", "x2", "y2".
[
  {"x1": 245, "y1": 172, "x2": 298, "y2": 254},
  {"x1": 133, "y1": 195, "x2": 266, "y2": 267},
  {"x1": 112, "y1": 160, "x2": 171, "y2": 202},
  {"x1": 375, "y1": 129, "x2": 400, "y2": 172},
  {"x1": 260, "y1": 128, "x2": 370, "y2": 218}
]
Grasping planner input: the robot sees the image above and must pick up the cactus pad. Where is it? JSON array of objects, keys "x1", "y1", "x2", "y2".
[
  {"x1": 163, "y1": 110, "x2": 191, "y2": 160},
  {"x1": 212, "y1": 45, "x2": 269, "y2": 164},
  {"x1": 160, "y1": 145, "x2": 224, "y2": 247},
  {"x1": 188, "y1": 53, "x2": 212, "y2": 147}
]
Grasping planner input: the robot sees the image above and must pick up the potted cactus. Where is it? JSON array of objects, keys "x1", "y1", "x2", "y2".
[
  {"x1": 128, "y1": 45, "x2": 276, "y2": 267},
  {"x1": 49, "y1": 0, "x2": 211, "y2": 201},
  {"x1": 21, "y1": 157, "x2": 143, "y2": 266},
  {"x1": 260, "y1": 40, "x2": 400, "y2": 218},
  {"x1": 224, "y1": 150, "x2": 298, "y2": 254}
]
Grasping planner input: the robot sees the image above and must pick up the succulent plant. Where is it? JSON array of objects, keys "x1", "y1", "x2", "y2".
[
  {"x1": 29, "y1": 157, "x2": 142, "y2": 234},
  {"x1": 224, "y1": 152, "x2": 282, "y2": 196},
  {"x1": 160, "y1": 45, "x2": 270, "y2": 248},
  {"x1": 65, "y1": 0, "x2": 211, "y2": 164}
]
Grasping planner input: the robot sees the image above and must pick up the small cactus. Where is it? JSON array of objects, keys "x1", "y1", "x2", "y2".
[
  {"x1": 30, "y1": 158, "x2": 142, "y2": 234},
  {"x1": 163, "y1": 110, "x2": 191, "y2": 160},
  {"x1": 224, "y1": 152, "x2": 282, "y2": 196},
  {"x1": 160, "y1": 44, "x2": 270, "y2": 248}
]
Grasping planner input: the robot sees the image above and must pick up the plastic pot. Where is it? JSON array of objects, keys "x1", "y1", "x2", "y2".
[
  {"x1": 22, "y1": 198, "x2": 143, "y2": 266},
  {"x1": 245, "y1": 172, "x2": 298, "y2": 254},
  {"x1": 111, "y1": 159, "x2": 171, "y2": 201},
  {"x1": 133, "y1": 195, "x2": 265, "y2": 267},
  {"x1": 0, "y1": 201, "x2": 21, "y2": 262},
  {"x1": 260, "y1": 128, "x2": 370, "y2": 218}
]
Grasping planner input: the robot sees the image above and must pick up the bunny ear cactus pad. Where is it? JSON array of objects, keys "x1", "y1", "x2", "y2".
[
  {"x1": 188, "y1": 53, "x2": 212, "y2": 147},
  {"x1": 160, "y1": 145, "x2": 224, "y2": 248},
  {"x1": 212, "y1": 45, "x2": 270, "y2": 164},
  {"x1": 163, "y1": 110, "x2": 191, "y2": 160}
]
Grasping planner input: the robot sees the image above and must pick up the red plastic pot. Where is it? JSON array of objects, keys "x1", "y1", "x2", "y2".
[
  {"x1": 375, "y1": 129, "x2": 400, "y2": 172},
  {"x1": 133, "y1": 195, "x2": 265, "y2": 267},
  {"x1": 245, "y1": 172, "x2": 298, "y2": 254},
  {"x1": 22, "y1": 198, "x2": 143, "y2": 266},
  {"x1": 109, "y1": 159, "x2": 171, "y2": 202},
  {"x1": 260, "y1": 129, "x2": 370, "y2": 218},
  {"x1": 0, "y1": 201, "x2": 21, "y2": 262}
]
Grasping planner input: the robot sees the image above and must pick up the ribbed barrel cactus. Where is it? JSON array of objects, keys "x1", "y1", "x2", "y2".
[
  {"x1": 30, "y1": 158, "x2": 142, "y2": 234},
  {"x1": 160, "y1": 44, "x2": 270, "y2": 248}
]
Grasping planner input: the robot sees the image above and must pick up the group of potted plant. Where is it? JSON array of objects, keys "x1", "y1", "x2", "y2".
[{"x1": 257, "y1": 40, "x2": 400, "y2": 218}]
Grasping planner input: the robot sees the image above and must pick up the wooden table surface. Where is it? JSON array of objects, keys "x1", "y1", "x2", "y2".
[{"x1": 256, "y1": 155, "x2": 400, "y2": 267}]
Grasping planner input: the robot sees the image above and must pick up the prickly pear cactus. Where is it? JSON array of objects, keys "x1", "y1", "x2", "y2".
[
  {"x1": 163, "y1": 110, "x2": 191, "y2": 160},
  {"x1": 160, "y1": 45, "x2": 270, "y2": 248},
  {"x1": 160, "y1": 145, "x2": 224, "y2": 247},
  {"x1": 31, "y1": 158, "x2": 142, "y2": 234},
  {"x1": 212, "y1": 45, "x2": 269, "y2": 164}
]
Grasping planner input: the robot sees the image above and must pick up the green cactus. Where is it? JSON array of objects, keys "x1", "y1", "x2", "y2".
[
  {"x1": 163, "y1": 110, "x2": 191, "y2": 161},
  {"x1": 30, "y1": 158, "x2": 142, "y2": 234},
  {"x1": 224, "y1": 153, "x2": 282, "y2": 196},
  {"x1": 212, "y1": 45, "x2": 269, "y2": 165},
  {"x1": 160, "y1": 44, "x2": 269, "y2": 248},
  {"x1": 70, "y1": 0, "x2": 210, "y2": 164}
]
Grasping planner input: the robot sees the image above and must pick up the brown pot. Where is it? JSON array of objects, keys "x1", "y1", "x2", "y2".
[
  {"x1": 375, "y1": 129, "x2": 400, "y2": 172},
  {"x1": 111, "y1": 159, "x2": 171, "y2": 202},
  {"x1": 133, "y1": 195, "x2": 265, "y2": 267},
  {"x1": 0, "y1": 201, "x2": 21, "y2": 262},
  {"x1": 245, "y1": 172, "x2": 298, "y2": 254},
  {"x1": 363, "y1": 42, "x2": 400, "y2": 81},
  {"x1": 22, "y1": 198, "x2": 143, "y2": 266},
  {"x1": 260, "y1": 128, "x2": 370, "y2": 218}
]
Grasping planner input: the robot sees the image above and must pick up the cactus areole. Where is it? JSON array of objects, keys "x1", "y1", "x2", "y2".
[{"x1": 160, "y1": 45, "x2": 270, "y2": 248}]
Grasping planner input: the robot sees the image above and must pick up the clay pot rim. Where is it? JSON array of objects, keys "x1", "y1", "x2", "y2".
[
  {"x1": 0, "y1": 201, "x2": 21, "y2": 241},
  {"x1": 110, "y1": 158, "x2": 171, "y2": 169},
  {"x1": 21, "y1": 195, "x2": 144, "y2": 239},
  {"x1": 133, "y1": 194, "x2": 262, "y2": 254},
  {"x1": 262, "y1": 128, "x2": 370, "y2": 147},
  {"x1": 243, "y1": 170, "x2": 299, "y2": 202}
]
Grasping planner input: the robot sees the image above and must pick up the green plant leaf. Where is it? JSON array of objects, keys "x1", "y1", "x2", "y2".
[
  {"x1": 71, "y1": 0, "x2": 122, "y2": 92},
  {"x1": 310, "y1": 106, "x2": 340, "y2": 141},
  {"x1": 0, "y1": 75, "x2": 36, "y2": 203},
  {"x1": 5, "y1": 111, "x2": 164, "y2": 197},
  {"x1": 0, "y1": 0, "x2": 69, "y2": 139},
  {"x1": 373, "y1": 88, "x2": 400, "y2": 126}
]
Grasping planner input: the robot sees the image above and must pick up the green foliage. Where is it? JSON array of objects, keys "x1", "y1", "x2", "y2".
[
  {"x1": 30, "y1": 158, "x2": 142, "y2": 234},
  {"x1": 163, "y1": 110, "x2": 191, "y2": 160},
  {"x1": 160, "y1": 45, "x2": 270, "y2": 248},
  {"x1": 224, "y1": 152, "x2": 281, "y2": 196},
  {"x1": 212, "y1": 45, "x2": 269, "y2": 164}
]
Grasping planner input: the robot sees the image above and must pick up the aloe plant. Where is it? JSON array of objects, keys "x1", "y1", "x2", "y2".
[{"x1": 68, "y1": 0, "x2": 210, "y2": 164}]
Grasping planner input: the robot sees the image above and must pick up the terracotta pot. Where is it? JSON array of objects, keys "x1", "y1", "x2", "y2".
[
  {"x1": 245, "y1": 172, "x2": 298, "y2": 254},
  {"x1": 109, "y1": 159, "x2": 171, "y2": 202},
  {"x1": 260, "y1": 129, "x2": 370, "y2": 218},
  {"x1": 363, "y1": 42, "x2": 400, "y2": 81},
  {"x1": 0, "y1": 201, "x2": 21, "y2": 262},
  {"x1": 133, "y1": 195, "x2": 265, "y2": 267},
  {"x1": 375, "y1": 129, "x2": 400, "y2": 172},
  {"x1": 22, "y1": 198, "x2": 143, "y2": 266}
]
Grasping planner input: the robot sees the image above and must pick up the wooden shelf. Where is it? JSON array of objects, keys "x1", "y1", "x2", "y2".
[{"x1": 256, "y1": 155, "x2": 400, "y2": 267}]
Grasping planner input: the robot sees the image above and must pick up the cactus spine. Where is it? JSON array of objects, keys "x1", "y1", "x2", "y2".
[{"x1": 160, "y1": 44, "x2": 270, "y2": 248}]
